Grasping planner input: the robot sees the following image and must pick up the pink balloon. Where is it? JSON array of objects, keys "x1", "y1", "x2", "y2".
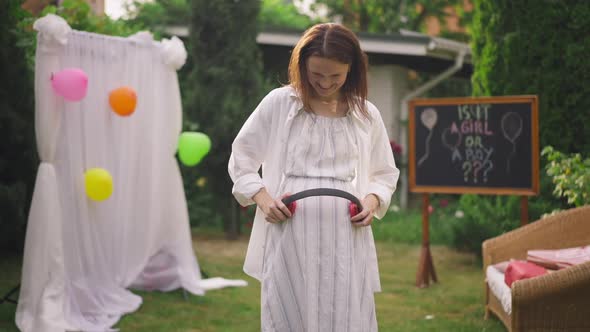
[{"x1": 51, "y1": 68, "x2": 88, "y2": 101}]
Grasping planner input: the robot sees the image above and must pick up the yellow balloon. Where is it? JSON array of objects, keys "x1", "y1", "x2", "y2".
[{"x1": 84, "y1": 168, "x2": 113, "y2": 201}]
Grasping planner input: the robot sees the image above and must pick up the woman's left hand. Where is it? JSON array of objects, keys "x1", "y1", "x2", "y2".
[{"x1": 351, "y1": 194, "x2": 380, "y2": 227}]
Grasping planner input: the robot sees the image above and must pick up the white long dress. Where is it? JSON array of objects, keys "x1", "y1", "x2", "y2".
[{"x1": 261, "y1": 111, "x2": 379, "y2": 332}]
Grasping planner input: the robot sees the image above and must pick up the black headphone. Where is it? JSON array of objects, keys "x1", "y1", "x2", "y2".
[{"x1": 281, "y1": 188, "x2": 363, "y2": 217}]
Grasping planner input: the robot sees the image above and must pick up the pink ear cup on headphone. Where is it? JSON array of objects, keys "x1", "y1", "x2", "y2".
[
  {"x1": 287, "y1": 201, "x2": 297, "y2": 215},
  {"x1": 349, "y1": 203, "x2": 359, "y2": 217}
]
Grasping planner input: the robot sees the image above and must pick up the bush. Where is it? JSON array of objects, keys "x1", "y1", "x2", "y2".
[
  {"x1": 449, "y1": 194, "x2": 519, "y2": 258},
  {"x1": 0, "y1": 0, "x2": 38, "y2": 253},
  {"x1": 184, "y1": 176, "x2": 223, "y2": 227},
  {"x1": 542, "y1": 146, "x2": 590, "y2": 208},
  {"x1": 374, "y1": 196, "x2": 458, "y2": 246},
  {"x1": 528, "y1": 172, "x2": 568, "y2": 218}
]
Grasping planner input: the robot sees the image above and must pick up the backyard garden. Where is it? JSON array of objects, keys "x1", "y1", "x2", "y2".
[{"x1": 1, "y1": 0, "x2": 589, "y2": 331}]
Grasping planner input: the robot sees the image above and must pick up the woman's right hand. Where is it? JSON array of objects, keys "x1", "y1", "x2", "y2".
[{"x1": 253, "y1": 188, "x2": 292, "y2": 223}]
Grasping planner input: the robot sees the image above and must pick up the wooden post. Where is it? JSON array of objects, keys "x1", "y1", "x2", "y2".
[
  {"x1": 520, "y1": 196, "x2": 529, "y2": 226},
  {"x1": 416, "y1": 193, "x2": 438, "y2": 288}
]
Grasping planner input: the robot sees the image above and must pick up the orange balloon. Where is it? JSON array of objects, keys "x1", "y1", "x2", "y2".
[{"x1": 109, "y1": 86, "x2": 137, "y2": 116}]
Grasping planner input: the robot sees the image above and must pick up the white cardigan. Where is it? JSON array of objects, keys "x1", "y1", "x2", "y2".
[{"x1": 228, "y1": 86, "x2": 400, "y2": 283}]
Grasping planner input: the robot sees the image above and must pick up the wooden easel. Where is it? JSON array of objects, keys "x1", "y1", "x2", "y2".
[
  {"x1": 520, "y1": 196, "x2": 529, "y2": 226},
  {"x1": 415, "y1": 194, "x2": 438, "y2": 288}
]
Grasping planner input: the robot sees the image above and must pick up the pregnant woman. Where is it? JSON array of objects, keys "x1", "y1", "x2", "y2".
[{"x1": 228, "y1": 23, "x2": 399, "y2": 332}]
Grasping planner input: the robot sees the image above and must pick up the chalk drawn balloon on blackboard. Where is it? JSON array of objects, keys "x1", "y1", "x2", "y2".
[
  {"x1": 501, "y1": 112, "x2": 523, "y2": 173},
  {"x1": 502, "y1": 112, "x2": 523, "y2": 144},
  {"x1": 418, "y1": 108, "x2": 438, "y2": 167},
  {"x1": 421, "y1": 108, "x2": 438, "y2": 130},
  {"x1": 442, "y1": 127, "x2": 463, "y2": 162}
]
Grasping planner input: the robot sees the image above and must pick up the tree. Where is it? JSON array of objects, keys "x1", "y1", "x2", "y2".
[
  {"x1": 38, "y1": 0, "x2": 140, "y2": 36},
  {"x1": 0, "y1": 0, "x2": 38, "y2": 253},
  {"x1": 460, "y1": 0, "x2": 590, "y2": 226},
  {"x1": 128, "y1": 0, "x2": 314, "y2": 32},
  {"x1": 471, "y1": 0, "x2": 590, "y2": 154},
  {"x1": 260, "y1": 0, "x2": 315, "y2": 30},
  {"x1": 126, "y1": 0, "x2": 190, "y2": 38},
  {"x1": 187, "y1": 1, "x2": 263, "y2": 239},
  {"x1": 314, "y1": 0, "x2": 474, "y2": 104},
  {"x1": 315, "y1": 0, "x2": 467, "y2": 38}
]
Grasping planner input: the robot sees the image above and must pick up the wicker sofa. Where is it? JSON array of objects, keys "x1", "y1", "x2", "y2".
[{"x1": 482, "y1": 205, "x2": 590, "y2": 332}]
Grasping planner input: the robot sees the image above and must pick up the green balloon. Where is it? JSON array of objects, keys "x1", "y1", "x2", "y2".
[{"x1": 178, "y1": 132, "x2": 211, "y2": 166}]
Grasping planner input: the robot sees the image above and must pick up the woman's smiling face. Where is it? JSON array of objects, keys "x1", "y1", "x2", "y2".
[{"x1": 306, "y1": 55, "x2": 350, "y2": 100}]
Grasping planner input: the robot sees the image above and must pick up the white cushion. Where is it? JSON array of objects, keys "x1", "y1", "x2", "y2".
[{"x1": 486, "y1": 265, "x2": 512, "y2": 315}]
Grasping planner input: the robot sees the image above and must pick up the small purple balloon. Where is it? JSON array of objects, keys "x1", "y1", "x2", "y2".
[{"x1": 51, "y1": 68, "x2": 88, "y2": 102}]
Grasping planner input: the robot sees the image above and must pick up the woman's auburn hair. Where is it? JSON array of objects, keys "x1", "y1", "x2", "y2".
[{"x1": 288, "y1": 23, "x2": 369, "y2": 118}]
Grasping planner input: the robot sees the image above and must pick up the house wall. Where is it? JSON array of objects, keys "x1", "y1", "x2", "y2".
[{"x1": 368, "y1": 65, "x2": 409, "y2": 143}]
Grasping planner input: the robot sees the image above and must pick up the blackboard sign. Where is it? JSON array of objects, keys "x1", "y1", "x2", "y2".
[{"x1": 409, "y1": 96, "x2": 539, "y2": 195}]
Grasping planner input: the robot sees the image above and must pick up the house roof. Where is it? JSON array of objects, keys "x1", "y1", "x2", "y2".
[{"x1": 164, "y1": 26, "x2": 473, "y2": 78}]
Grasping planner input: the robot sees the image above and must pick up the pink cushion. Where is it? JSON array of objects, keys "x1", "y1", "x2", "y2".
[
  {"x1": 527, "y1": 246, "x2": 590, "y2": 269},
  {"x1": 493, "y1": 260, "x2": 512, "y2": 273},
  {"x1": 504, "y1": 261, "x2": 547, "y2": 287}
]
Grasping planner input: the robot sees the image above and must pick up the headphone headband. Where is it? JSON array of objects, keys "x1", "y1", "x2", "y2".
[{"x1": 281, "y1": 188, "x2": 363, "y2": 211}]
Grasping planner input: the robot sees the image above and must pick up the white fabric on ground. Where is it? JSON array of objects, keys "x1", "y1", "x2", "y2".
[{"x1": 198, "y1": 278, "x2": 248, "y2": 291}]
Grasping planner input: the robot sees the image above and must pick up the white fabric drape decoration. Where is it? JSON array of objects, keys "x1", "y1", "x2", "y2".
[{"x1": 16, "y1": 14, "x2": 245, "y2": 332}]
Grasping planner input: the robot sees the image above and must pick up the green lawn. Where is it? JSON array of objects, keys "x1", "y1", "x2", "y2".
[{"x1": 0, "y1": 213, "x2": 505, "y2": 331}]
